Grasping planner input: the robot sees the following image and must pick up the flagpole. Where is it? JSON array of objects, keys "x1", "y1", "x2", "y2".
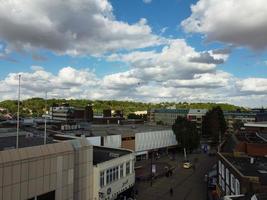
[
  {"x1": 16, "y1": 74, "x2": 21, "y2": 148},
  {"x1": 44, "y1": 91, "x2": 47, "y2": 144}
]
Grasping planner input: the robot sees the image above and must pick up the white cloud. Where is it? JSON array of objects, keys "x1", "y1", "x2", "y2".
[
  {"x1": 1, "y1": 66, "x2": 267, "y2": 107},
  {"x1": 182, "y1": 0, "x2": 267, "y2": 50},
  {"x1": 143, "y1": 0, "x2": 152, "y2": 4},
  {"x1": 0, "y1": 0, "x2": 162, "y2": 56}
]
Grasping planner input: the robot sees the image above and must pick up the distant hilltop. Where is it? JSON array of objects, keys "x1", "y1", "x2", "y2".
[{"x1": 0, "y1": 97, "x2": 246, "y2": 118}]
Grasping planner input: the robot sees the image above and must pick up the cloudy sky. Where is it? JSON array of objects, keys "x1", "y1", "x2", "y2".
[{"x1": 0, "y1": 0, "x2": 267, "y2": 107}]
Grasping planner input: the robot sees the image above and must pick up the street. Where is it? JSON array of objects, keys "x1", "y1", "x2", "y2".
[{"x1": 135, "y1": 153, "x2": 217, "y2": 200}]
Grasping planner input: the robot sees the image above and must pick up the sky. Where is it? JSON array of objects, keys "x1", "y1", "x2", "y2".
[{"x1": 0, "y1": 0, "x2": 267, "y2": 107}]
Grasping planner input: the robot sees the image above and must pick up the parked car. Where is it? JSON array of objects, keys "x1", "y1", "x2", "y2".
[{"x1": 183, "y1": 162, "x2": 192, "y2": 169}]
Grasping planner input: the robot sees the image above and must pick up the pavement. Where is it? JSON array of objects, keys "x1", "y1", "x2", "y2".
[{"x1": 135, "y1": 153, "x2": 217, "y2": 200}]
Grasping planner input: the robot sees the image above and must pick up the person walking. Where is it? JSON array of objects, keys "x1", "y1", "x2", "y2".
[{"x1": 169, "y1": 187, "x2": 173, "y2": 197}]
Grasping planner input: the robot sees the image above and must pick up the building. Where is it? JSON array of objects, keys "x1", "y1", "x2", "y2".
[
  {"x1": 243, "y1": 122, "x2": 267, "y2": 134},
  {"x1": 0, "y1": 135, "x2": 93, "y2": 200},
  {"x1": 187, "y1": 109, "x2": 208, "y2": 134},
  {"x1": 51, "y1": 124, "x2": 178, "y2": 161},
  {"x1": 217, "y1": 153, "x2": 267, "y2": 198},
  {"x1": 148, "y1": 109, "x2": 189, "y2": 125},
  {"x1": 224, "y1": 112, "x2": 256, "y2": 134},
  {"x1": 93, "y1": 146, "x2": 135, "y2": 200},
  {"x1": 216, "y1": 133, "x2": 267, "y2": 198},
  {"x1": 50, "y1": 105, "x2": 93, "y2": 123}
]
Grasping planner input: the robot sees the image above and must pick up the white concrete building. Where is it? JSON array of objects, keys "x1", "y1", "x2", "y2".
[{"x1": 92, "y1": 146, "x2": 135, "y2": 200}]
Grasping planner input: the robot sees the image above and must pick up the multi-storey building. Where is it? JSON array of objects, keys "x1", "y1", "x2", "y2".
[
  {"x1": 187, "y1": 109, "x2": 208, "y2": 135},
  {"x1": 148, "y1": 109, "x2": 189, "y2": 125},
  {"x1": 223, "y1": 112, "x2": 256, "y2": 134},
  {"x1": 93, "y1": 146, "x2": 135, "y2": 200},
  {"x1": 216, "y1": 133, "x2": 267, "y2": 198}
]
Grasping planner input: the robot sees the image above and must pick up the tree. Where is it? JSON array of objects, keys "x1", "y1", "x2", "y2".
[
  {"x1": 233, "y1": 119, "x2": 244, "y2": 133},
  {"x1": 202, "y1": 106, "x2": 227, "y2": 143},
  {"x1": 172, "y1": 116, "x2": 200, "y2": 153}
]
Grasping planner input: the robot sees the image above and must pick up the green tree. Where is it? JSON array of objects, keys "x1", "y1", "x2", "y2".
[
  {"x1": 233, "y1": 119, "x2": 244, "y2": 133},
  {"x1": 172, "y1": 116, "x2": 200, "y2": 152},
  {"x1": 202, "y1": 106, "x2": 227, "y2": 143}
]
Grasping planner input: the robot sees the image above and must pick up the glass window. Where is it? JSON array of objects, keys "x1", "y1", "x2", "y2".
[
  {"x1": 126, "y1": 162, "x2": 130, "y2": 175},
  {"x1": 218, "y1": 161, "x2": 222, "y2": 175},
  {"x1": 115, "y1": 166, "x2": 119, "y2": 180},
  {"x1": 100, "y1": 171, "x2": 105, "y2": 188},
  {"x1": 222, "y1": 164, "x2": 225, "y2": 179},
  {"x1": 219, "y1": 175, "x2": 222, "y2": 186},
  {"x1": 230, "y1": 174, "x2": 235, "y2": 192},
  {"x1": 106, "y1": 169, "x2": 110, "y2": 184},
  {"x1": 235, "y1": 179, "x2": 240, "y2": 195},
  {"x1": 222, "y1": 179, "x2": 225, "y2": 191},
  {"x1": 120, "y1": 164, "x2": 124, "y2": 178},
  {"x1": 226, "y1": 168, "x2": 229, "y2": 185}
]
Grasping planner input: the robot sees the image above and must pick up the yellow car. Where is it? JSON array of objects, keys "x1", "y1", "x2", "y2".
[{"x1": 183, "y1": 162, "x2": 192, "y2": 169}]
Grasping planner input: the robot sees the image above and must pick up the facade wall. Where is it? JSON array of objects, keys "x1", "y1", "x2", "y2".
[
  {"x1": 121, "y1": 137, "x2": 135, "y2": 151},
  {"x1": 0, "y1": 139, "x2": 93, "y2": 200},
  {"x1": 103, "y1": 135, "x2": 121, "y2": 149},
  {"x1": 93, "y1": 153, "x2": 135, "y2": 200},
  {"x1": 135, "y1": 130, "x2": 177, "y2": 153}
]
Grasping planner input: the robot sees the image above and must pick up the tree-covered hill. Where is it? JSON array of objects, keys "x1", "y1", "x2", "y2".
[{"x1": 0, "y1": 98, "x2": 245, "y2": 117}]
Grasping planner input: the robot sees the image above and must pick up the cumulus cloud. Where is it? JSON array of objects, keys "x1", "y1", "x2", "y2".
[
  {"x1": 236, "y1": 78, "x2": 267, "y2": 94},
  {"x1": 189, "y1": 52, "x2": 224, "y2": 64},
  {"x1": 143, "y1": 0, "x2": 152, "y2": 4},
  {"x1": 1, "y1": 66, "x2": 267, "y2": 107},
  {"x1": 182, "y1": 0, "x2": 267, "y2": 50},
  {"x1": 0, "y1": 0, "x2": 162, "y2": 56}
]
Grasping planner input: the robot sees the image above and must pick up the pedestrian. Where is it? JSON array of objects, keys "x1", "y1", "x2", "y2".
[{"x1": 169, "y1": 187, "x2": 173, "y2": 196}]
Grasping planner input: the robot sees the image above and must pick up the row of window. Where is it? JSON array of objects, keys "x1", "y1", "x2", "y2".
[
  {"x1": 218, "y1": 160, "x2": 240, "y2": 195},
  {"x1": 100, "y1": 161, "x2": 132, "y2": 188}
]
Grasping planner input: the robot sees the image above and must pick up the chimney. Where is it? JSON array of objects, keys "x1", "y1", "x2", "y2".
[{"x1": 250, "y1": 157, "x2": 254, "y2": 164}]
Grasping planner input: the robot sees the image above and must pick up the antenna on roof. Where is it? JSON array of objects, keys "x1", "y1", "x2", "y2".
[
  {"x1": 44, "y1": 90, "x2": 47, "y2": 145},
  {"x1": 16, "y1": 74, "x2": 21, "y2": 149}
]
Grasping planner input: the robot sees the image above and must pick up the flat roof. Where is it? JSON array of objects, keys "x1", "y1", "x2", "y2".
[
  {"x1": 93, "y1": 146, "x2": 132, "y2": 165},
  {"x1": 223, "y1": 155, "x2": 267, "y2": 185},
  {"x1": 153, "y1": 109, "x2": 189, "y2": 114},
  {"x1": 188, "y1": 109, "x2": 208, "y2": 115},
  {"x1": 244, "y1": 122, "x2": 267, "y2": 128},
  {"x1": 0, "y1": 135, "x2": 55, "y2": 151}
]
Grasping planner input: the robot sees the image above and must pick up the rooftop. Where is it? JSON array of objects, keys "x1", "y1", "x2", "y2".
[
  {"x1": 188, "y1": 109, "x2": 208, "y2": 115},
  {"x1": 223, "y1": 154, "x2": 267, "y2": 185},
  {"x1": 152, "y1": 109, "x2": 189, "y2": 114},
  {"x1": 93, "y1": 146, "x2": 132, "y2": 165},
  {"x1": 60, "y1": 124, "x2": 172, "y2": 137},
  {"x1": 0, "y1": 128, "x2": 54, "y2": 151}
]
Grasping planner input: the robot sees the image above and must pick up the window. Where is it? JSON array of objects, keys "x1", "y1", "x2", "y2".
[
  {"x1": 126, "y1": 162, "x2": 130, "y2": 175},
  {"x1": 106, "y1": 169, "x2": 111, "y2": 184},
  {"x1": 219, "y1": 175, "x2": 222, "y2": 186},
  {"x1": 120, "y1": 164, "x2": 124, "y2": 178},
  {"x1": 235, "y1": 179, "x2": 240, "y2": 195},
  {"x1": 230, "y1": 174, "x2": 235, "y2": 192},
  {"x1": 115, "y1": 166, "x2": 119, "y2": 180},
  {"x1": 222, "y1": 179, "x2": 225, "y2": 191},
  {"x1": 226, "y1": 168, "x2": 229, "y2": 185},
  {"x1": 100, "y1": 171, "x2": 105, "y2": 188},
  {"x1": 218, "y1": 161, "x2": 222, "y2": 175},
  {"x1": 226, "y1": 186, "x2": 230, "y2": 195},
  {"x1": 221, "y1": 164, "x2": 225, "y2": 179}
]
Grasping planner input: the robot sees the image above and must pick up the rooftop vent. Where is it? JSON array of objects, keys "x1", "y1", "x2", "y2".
[{"x1": 250, "y1": 157, "x2": 254, "y2": 164}]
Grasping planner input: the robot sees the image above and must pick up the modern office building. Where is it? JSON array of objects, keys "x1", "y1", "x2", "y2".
[
  {"x1": 148, "y1": 109, "x2": 189, "y2": 125},
  {"x1": 92, "y1": 146, "x2": 135, "y2": 200},
  {"x1": 187, "y1": 109, "x2": 208, "y2": 134},
  {"x1": 50, "y1": 105, "x2": 93, "y2": 123},
  {"x1": 223, "y1": 112, "x2": 256, "y2": 134}
]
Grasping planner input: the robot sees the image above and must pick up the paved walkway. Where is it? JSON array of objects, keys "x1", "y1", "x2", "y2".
[{"x1": 135, "y1": 153, "x2": 217, "y2": 200}]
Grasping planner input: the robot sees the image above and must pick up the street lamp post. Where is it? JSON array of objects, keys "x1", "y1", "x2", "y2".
[
  {"x1": 16, "y1": 74, "x2": 21, "y2": 149},
  {"x1": 44, "y1": 91, "x2": 47, "y2": 145}
]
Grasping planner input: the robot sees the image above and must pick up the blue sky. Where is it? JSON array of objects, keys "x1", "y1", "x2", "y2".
[{"x1": 0, "y1": 0, "x2": 267, "y2": 107}]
